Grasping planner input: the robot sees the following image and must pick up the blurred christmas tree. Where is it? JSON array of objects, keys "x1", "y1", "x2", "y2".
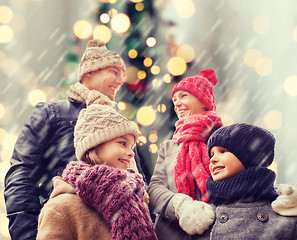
[{"x1": 59, "y1": 0, "x2": 192, "y2": 181}]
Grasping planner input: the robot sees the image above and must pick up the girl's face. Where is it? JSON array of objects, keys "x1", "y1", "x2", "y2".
[
  {"x1": 95, "y1": 134, "x2": 135, "y2": 170},
  {"x1": 209, "y1": 146, "x2": 246, "y2": 181},
  {"x1": 172, "y1": 90, "x2": 206, "y2": 119}
]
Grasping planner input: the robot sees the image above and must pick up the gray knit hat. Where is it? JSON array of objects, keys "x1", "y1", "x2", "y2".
[
  {"x1": 79, "y1": 39, "x2": 126, "y2": 82},
  {"x1": 74, "y1": 98, "x2": 138, "y2": 161}
]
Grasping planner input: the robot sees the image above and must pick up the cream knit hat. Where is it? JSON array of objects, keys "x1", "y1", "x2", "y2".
[
  {"x1": 79, "y1": 39, "x2": 126, "y2": 82},
  {"x1": 74, "y1": 98, "x2": 138, "y2": 161}
]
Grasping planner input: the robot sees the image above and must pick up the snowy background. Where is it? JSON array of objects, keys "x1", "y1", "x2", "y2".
[{"x1": 1, "y1": 0, "x2": 297, "y2": 239}]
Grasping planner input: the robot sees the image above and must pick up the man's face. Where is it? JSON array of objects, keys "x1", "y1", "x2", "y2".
[{"x1": 82, "y1": 67, "x2": 124, "y2": 101}]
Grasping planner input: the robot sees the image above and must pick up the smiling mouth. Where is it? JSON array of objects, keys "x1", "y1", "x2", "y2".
[
  {"x1": 177, "y1": 109, "x2": 187, "y2": 116},
  {"x1": 118, "y1": 159, "x2": 130, "y2": 166},
  {"x1": 212, "y1": 166, "x2": 224, "y2": 174}
]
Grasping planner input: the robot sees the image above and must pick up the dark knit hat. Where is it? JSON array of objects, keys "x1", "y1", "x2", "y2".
[
  {"x1": 171, "y1": 69, "x2": 217, "y2": 111},
  {"x1": 207, "y1": 123, "x2": 275, "y2": 168}
]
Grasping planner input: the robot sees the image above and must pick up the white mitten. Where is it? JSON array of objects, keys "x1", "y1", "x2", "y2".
[
  {"x1": 271, "y1": 184, "x2": 297, "y2": 216},
  {"x1": 172, "y1": 193, "x2": 215, "y2": 235}
]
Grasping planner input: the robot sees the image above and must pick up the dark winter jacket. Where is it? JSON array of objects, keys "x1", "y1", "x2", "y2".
[{"x1": 4, "y1": 98, "x2": 85, "y2": 240}]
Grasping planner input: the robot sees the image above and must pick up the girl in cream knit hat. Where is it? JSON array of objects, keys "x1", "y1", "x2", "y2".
[{"x1": 37, "y1": 92, "x2": 157, "y2": 240}]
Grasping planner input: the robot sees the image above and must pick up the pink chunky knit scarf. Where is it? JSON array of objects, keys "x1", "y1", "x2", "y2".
[
  {"x1": 62, "y1": 161, "x2": 157, "y2": 240},
  {"x1": 172, "y1": 111, "x2": 222, "y2": 202}
]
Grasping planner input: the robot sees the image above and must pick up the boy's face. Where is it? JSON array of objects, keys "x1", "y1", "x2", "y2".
[
  {"x1": 209, "y1": 146, "x2": 245, "y2": 181},
  {"x1": 95, "y1": 134, "x2": 135, "y2": 170},
  {"x1": 172, "y1": 90, "x2": 206, "y2": 119},
  {"x1": 82, "y1": 67, "x2": 124, "y2": 101}
]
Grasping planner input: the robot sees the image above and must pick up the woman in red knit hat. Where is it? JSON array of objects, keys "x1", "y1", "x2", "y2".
[{"x1": 148, "y1": 69, "x2": 223, "y2": 239}]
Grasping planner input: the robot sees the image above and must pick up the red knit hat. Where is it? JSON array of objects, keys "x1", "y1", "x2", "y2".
[{"x1": 171, "y1": 69, "x2": 218, "y2": 111}]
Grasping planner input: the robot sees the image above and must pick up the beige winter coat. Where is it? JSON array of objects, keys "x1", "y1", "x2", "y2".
[{"x1": 37, "y1": 176, "x2": 111, "y2": 240}]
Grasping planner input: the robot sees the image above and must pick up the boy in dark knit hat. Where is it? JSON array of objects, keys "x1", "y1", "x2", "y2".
[{"x1": 197, "y1": 123, "x2": 297, "y2": 240}]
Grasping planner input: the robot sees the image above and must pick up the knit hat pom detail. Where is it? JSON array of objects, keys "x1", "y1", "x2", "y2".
[
  {"x1": 199, "y1": 69, "x2": 217, "y2": 86},
  {"x1": 87, "y1": 39, "x2": 106, "y2": 48}
]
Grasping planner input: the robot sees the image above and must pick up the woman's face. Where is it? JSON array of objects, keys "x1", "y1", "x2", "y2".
[
  {"x1": 94, "y1": 134, "x2": 135, "y2": 170},
  {"x1": 172, "y1": 90, "x2": 206, "y2": 119}
]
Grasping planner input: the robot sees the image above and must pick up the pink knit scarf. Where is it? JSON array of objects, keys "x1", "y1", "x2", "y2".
[
  {"x1": 62, "y1": 161, "x2": 157, "y2": 240},
  {"x1": 172, "y1": 111, "x2": 223, "y2": 202}
]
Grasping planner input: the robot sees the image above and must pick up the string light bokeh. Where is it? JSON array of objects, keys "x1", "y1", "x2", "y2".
[{"x1": 1, "y1": 0, "x2": 297, "y2": 239}]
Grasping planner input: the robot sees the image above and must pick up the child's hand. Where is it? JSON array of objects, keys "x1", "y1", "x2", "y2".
[
  {"x1": 272, "y1": 184, "x2": 297, "y2": 216},
  {"x1": 172, "y1": 193, "x2": 215, "y2": 235}
]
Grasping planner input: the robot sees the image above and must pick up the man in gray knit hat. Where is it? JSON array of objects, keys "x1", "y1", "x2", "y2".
[{"x1": 4, "y1": 39, "x2": 144, "y2": 240}]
